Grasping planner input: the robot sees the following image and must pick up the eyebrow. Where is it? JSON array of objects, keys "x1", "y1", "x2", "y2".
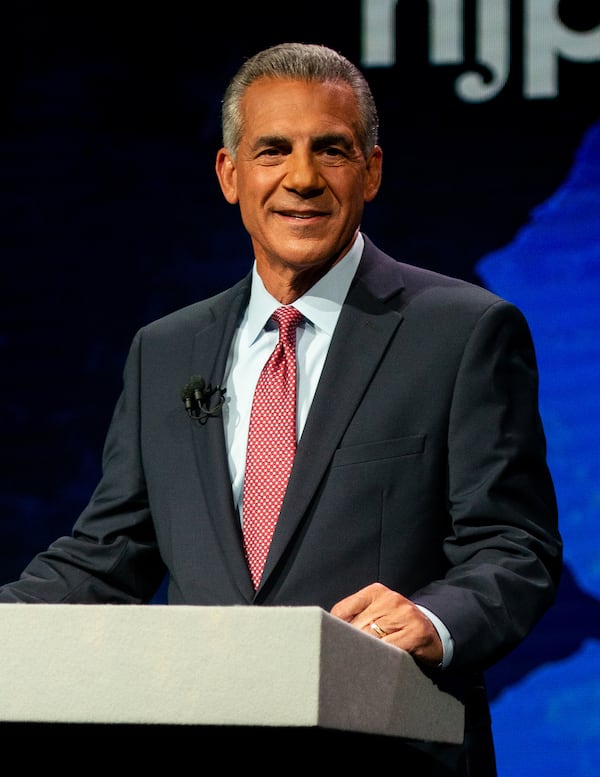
[
  {"x1": 250, "y1": 135, "x2": 288, "y2": 151},
  {"x1": 313, "y1": 133, "x2": 354, "y2": 151},
  {"x1": 250, "y1": 133, "x2": 354, "y2": 151}
]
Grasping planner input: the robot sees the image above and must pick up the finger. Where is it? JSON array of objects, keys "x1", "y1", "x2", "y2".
[
  {"x1": 368, "y1": 620, "x2": 388, "y2": 638},
  {"x1": 330, "y1": 587, "x2": 373, "y2": 621}
]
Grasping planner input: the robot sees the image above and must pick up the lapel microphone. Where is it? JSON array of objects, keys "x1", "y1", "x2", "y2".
[{"x1": 181, "y1": 376, "x2": 226, "y2": 424}]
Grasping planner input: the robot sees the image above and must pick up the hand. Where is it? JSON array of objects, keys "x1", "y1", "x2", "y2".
[{"x1": 330, "y1": 582, "x2": 443, "y2": 668}]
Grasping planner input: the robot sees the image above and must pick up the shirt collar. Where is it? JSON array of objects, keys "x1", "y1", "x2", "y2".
[{"x1": 246, "y1": 232, "x2": 364, "y2": 343}]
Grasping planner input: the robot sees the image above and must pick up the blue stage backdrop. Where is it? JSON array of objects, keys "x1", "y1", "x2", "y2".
[{"x1": 1, "y1": 3, "x2": 598, "y2": 772}]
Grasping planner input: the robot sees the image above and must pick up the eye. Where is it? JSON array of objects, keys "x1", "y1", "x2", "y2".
[
  {"x1": 318, "y1": 146, "x2": 349, "y2": 165},
  {"x1": 255, "y1": 144, "x2": 289, "y2": 163}
]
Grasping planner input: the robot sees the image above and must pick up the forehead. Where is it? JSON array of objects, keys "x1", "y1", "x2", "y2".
[{"x1": 240, "y1": 77, "x2": 360, "y2": 141}]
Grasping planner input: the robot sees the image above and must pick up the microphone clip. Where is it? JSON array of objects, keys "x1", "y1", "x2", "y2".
[{"x1": 181, "y1": 375, "x2": 226, "y2": 424}]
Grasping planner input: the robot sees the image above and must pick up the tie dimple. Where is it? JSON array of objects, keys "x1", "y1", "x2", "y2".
[{"x1": 242, "y1": 306, "x2": 303, "y2": 589}]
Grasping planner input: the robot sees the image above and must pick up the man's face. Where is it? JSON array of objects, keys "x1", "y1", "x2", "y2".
[{"x1": 216, "y1": 77, "x2": 382, "y2": 293}]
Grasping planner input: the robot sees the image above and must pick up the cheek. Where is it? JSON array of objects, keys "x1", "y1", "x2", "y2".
[
  {"x1": 237, "y1": 197, "x2": 266, "y2": 236},
  {"x1": 237, "y1": 173, "x2": 277, "y2": 218},
  {"x1": 235, "y1": 169, "x2": 268, "y2": 205}
]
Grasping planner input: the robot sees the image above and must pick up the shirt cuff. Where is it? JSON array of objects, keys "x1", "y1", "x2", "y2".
[{"x1": 415, "y1": 604, "x2": 455, "y2": 669}]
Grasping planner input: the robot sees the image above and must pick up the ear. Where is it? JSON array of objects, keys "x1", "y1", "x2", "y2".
[
  {"x1": 215, "y1": 148, "x2": 239, "y2": 204},
  {"x1": 364, "y1": 145, "x2": 383, "y2": 203}
]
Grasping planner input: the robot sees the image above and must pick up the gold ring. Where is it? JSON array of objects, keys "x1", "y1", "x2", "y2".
[{"x1": 370, "y1": 621, "x2": 387, "y2": 638}]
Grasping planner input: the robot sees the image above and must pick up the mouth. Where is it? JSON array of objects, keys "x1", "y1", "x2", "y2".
[{"x1": 276, "y1": 209, "x2": 327, "y2": 220}]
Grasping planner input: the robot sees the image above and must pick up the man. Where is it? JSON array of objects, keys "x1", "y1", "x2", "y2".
[{"x1": 0, "y1": 43, "x2": 561, "y2": 773}]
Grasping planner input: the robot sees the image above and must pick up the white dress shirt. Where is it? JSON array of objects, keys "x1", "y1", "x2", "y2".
[{"x1": 222, "y1": 233, "x2": 363, "y2": 511}]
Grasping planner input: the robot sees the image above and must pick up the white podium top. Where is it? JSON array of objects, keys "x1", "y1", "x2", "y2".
[{"x1": 0, "y1": 604, "x2": 464, "y2": 743}]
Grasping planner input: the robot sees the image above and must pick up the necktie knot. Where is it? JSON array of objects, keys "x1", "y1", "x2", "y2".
[{"x1": 271, "y1": 306, "x2": 303, "y2": 347}]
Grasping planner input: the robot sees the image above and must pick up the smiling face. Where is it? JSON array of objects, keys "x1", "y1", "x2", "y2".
[{"x1": 215, "y1": 76, "x2": 383, "y2": 302}]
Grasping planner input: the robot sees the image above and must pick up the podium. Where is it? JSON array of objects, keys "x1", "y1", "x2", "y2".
[{"x1": 0, "y1": 604, "x2": 464, "y2": 743}]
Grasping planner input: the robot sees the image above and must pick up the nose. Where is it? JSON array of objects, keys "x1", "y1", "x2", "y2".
[{"x1": 284, "y1": 151, "x2": 323, "y2": 195}]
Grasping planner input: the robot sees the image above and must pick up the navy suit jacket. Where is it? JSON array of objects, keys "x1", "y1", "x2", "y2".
[{"x1": 0, "y1": 235, "x2": 561, "y2": 772}]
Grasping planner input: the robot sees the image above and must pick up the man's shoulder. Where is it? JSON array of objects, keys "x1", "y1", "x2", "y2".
[
  {"x1": 361, "y1": 234, "x2": 504, "y2": 307},
  {"x1": 141, "y1": 275, "x2": 251, "y2": 337}
]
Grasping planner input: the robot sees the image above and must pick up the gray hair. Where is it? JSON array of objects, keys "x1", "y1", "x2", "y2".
[{"x1": 221, "y1": 42, "x2": 379, "y2": 159}]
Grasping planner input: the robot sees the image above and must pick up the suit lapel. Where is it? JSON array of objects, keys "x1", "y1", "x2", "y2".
[
  {"x1": 258, "y1": 243, "x2": 406, "y2": 589},
  {"x1": 189, "y1": 276, "x2": 256, "y2": 599}
]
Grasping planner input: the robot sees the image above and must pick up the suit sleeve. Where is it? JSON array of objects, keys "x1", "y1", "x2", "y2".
[{"x1": 412, "y1": 300, "x2": 562, "y2": 670}]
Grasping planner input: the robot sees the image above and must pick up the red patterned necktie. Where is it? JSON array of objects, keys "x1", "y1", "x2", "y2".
[{"x1": 242, "y1": 306, "x2": 303, "y2": 589}]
